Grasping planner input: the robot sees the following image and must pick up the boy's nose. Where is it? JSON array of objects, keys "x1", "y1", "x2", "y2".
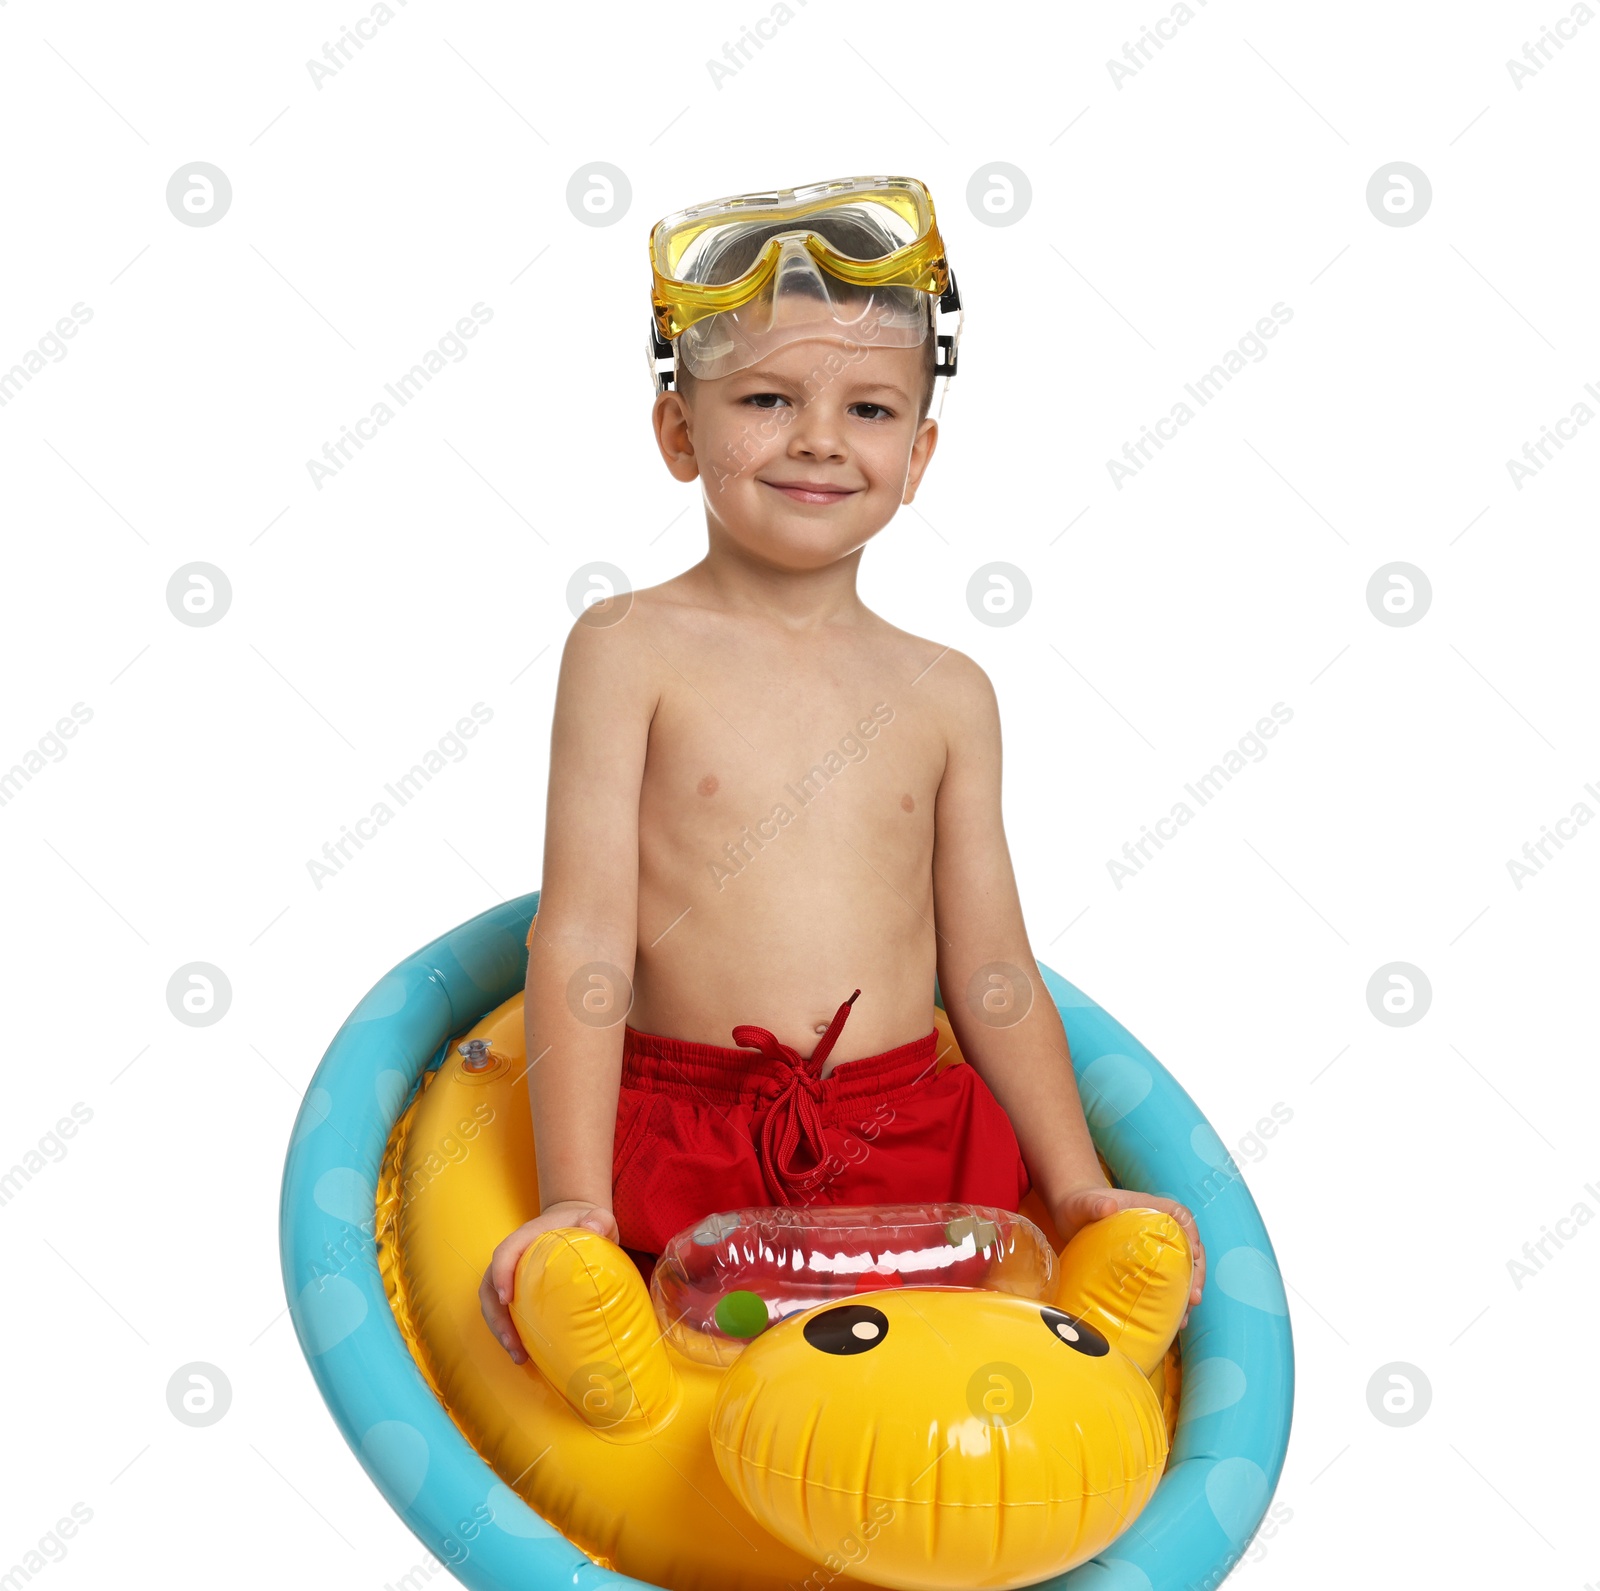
[{"x1": 788, "y1": 412, "x2": 847, "y2": 459}]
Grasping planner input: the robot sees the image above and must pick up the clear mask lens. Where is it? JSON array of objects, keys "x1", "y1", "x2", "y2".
[{"x1": 677, "y1": 236, "x2": 930, "y2": 380}]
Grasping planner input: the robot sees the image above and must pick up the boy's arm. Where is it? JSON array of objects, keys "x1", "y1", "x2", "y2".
[
  {"x1": 929, "y1": 652, "x2": 1204, "y2": 1314},
  {"x1": 929, "y1": 653, "x2": 1102, "y2": 1205},
  {"x1": 526, "y1": 608, "x2": 658, "y2": 1213}
]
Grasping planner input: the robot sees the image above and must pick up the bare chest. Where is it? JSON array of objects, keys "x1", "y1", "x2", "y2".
[{"x1": 636, "y1": 634, "x2": 944, "y2": 894}]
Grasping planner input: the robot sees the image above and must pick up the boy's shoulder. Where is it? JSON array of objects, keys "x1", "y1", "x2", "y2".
[
  {"x1": 874, "y1": 616, "x2": 995, "y2": 704},
  {"x1": 558, "y1": 577, "x2": 700, "y2": 676},
  {"x1": 868, "y1": 617, "x2": 999, "y2": 741},
  {"x1": 562, "y1": 577, "x2": 691, "y2": 649},
  {"x1": 556, "y1": 576, "x2": 723, "y2": 701},
  {"x1": 559, "y1": 584, "x2": 995, "y2": 717},
  {"x1": 554, "y1": 584, "x2": 672, "y2": 714}
]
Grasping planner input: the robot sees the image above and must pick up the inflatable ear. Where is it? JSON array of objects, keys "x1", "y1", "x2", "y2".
[
  {"x1": 1054, "y1": 1208, "x2": 1191, "y2": 1376},
  {"x1": 511, "y1": 1228, "x2": 681, "y2": 1441}
]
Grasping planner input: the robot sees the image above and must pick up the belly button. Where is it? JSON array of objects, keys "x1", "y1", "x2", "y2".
[{"x1": 814, "y1": 1021, "x2": 828, "y2": 1035}]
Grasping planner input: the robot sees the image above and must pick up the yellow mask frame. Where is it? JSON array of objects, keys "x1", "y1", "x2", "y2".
[{"x1": 646, "y1": 174, "x2": 962, "y2": 396}]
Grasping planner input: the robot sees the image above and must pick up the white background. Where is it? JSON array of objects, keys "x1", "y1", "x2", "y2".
[{"x1": 2, "y1": 0, "x2": 1597, "y2": 1586}]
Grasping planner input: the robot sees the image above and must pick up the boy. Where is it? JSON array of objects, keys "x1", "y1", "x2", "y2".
[{"x1": 480, "y1": 176, "x2": 1204, "y2": 1362}]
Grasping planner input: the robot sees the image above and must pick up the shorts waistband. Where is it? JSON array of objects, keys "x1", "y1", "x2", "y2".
[
  {"x1": 620, "y1": 989, "x2": 939, "y2": 1208},
  {"x1": 611, "y1": 1011, "x2": 934, "y2": 1107}
]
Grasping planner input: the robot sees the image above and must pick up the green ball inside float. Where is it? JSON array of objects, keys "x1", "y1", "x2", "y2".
[{"x1": 714, "y1": 1290, "x2": 769, "y2": 1339}]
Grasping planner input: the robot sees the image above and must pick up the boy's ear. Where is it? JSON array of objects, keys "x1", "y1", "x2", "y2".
[
  {"x1": 900, "y1": 417, "x2": 939, "y2": 505},
  {"x1": 652, "y1": 388, "x2": 701, "y2": 483}
]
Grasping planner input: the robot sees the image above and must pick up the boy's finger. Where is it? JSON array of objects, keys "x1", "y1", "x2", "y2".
[
  {"x1": 478, "y1": 1269, "x2": 509, "y2": 1327},
  {"x1": 1158, "y1": 1202, "x2": 1204, "y2": 1304},
  {"x1": 1171, "y1": 1205, "x2": 1204, "y2": 1270},
  {"x1": 490, "y1": 1241, "x2": 525, "y2": 1302},
  {"x1": 478, "y1": 1276, "x2": 528, "y2": 1363}
]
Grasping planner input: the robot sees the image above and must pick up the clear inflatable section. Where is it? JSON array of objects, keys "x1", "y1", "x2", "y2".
[{"x1": 650, "y1": 1202, "x2": 1057, "y2": 1366}]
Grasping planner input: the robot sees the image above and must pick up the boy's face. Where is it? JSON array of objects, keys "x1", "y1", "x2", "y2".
[{"x1": 652, "y1": 296, "x2": 938, "y2": 572}]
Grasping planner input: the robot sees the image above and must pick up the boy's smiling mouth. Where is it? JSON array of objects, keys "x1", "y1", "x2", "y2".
[{"x1": 761, "y1": 479, "x2": 860, "y2": 505}]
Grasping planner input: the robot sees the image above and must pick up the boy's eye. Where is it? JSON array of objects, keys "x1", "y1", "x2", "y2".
[{"x1": 737, "y1": 394, "x2": 893, "y2": 419}]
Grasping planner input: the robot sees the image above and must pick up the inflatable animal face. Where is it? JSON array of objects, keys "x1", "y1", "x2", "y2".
[
  {"x1": 713, "y1": 1290, "x2": 1166, "y2": 1589},
  {"x1": 513, "y1": 1206, "x2": 1191, "y2": 1591}
]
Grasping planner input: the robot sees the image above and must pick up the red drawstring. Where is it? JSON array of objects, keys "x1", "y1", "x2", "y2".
[{"x1": 732, "y1": 989, "x2": 860, "y2": 1205}]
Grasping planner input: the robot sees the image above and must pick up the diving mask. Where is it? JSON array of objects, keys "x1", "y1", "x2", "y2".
[{"x1": 645, "y1": 174, "x2": 962, "y2": 409}]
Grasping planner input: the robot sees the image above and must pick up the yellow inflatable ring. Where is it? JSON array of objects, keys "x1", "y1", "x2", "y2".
[
  {"x1": 379, "y1": 987, "x2": 1190, "y2": 1589},
  {"x1": 281, "y1": 894, "x2": 1294, "y2": 1591}
]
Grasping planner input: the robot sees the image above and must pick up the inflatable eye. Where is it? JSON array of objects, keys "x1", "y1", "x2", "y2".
[
  {"x1": 803, "y1": 1304, "x2": 890, "y2": 1356},
  {"x1": 1040, "y1": 1307, "x2": 1109, "y2": 1357}
]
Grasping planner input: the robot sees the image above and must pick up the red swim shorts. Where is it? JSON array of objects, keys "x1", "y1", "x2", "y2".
[{"x1": 610, "y1": 987, "x2": 1032, "y2": 1265}]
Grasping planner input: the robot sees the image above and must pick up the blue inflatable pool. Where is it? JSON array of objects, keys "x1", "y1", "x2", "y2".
[{"x1": 280, "y1": 891, "x2": 1293, "y2": 1589}]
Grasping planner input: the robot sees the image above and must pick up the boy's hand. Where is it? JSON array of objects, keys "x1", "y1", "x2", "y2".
[
  {"x1": 478, "y1": 1201, "x2": 619, "y2": 1364},
  {"x1": 1054, "y1": 1184, "x2": 1206, "y2": 1331}
]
